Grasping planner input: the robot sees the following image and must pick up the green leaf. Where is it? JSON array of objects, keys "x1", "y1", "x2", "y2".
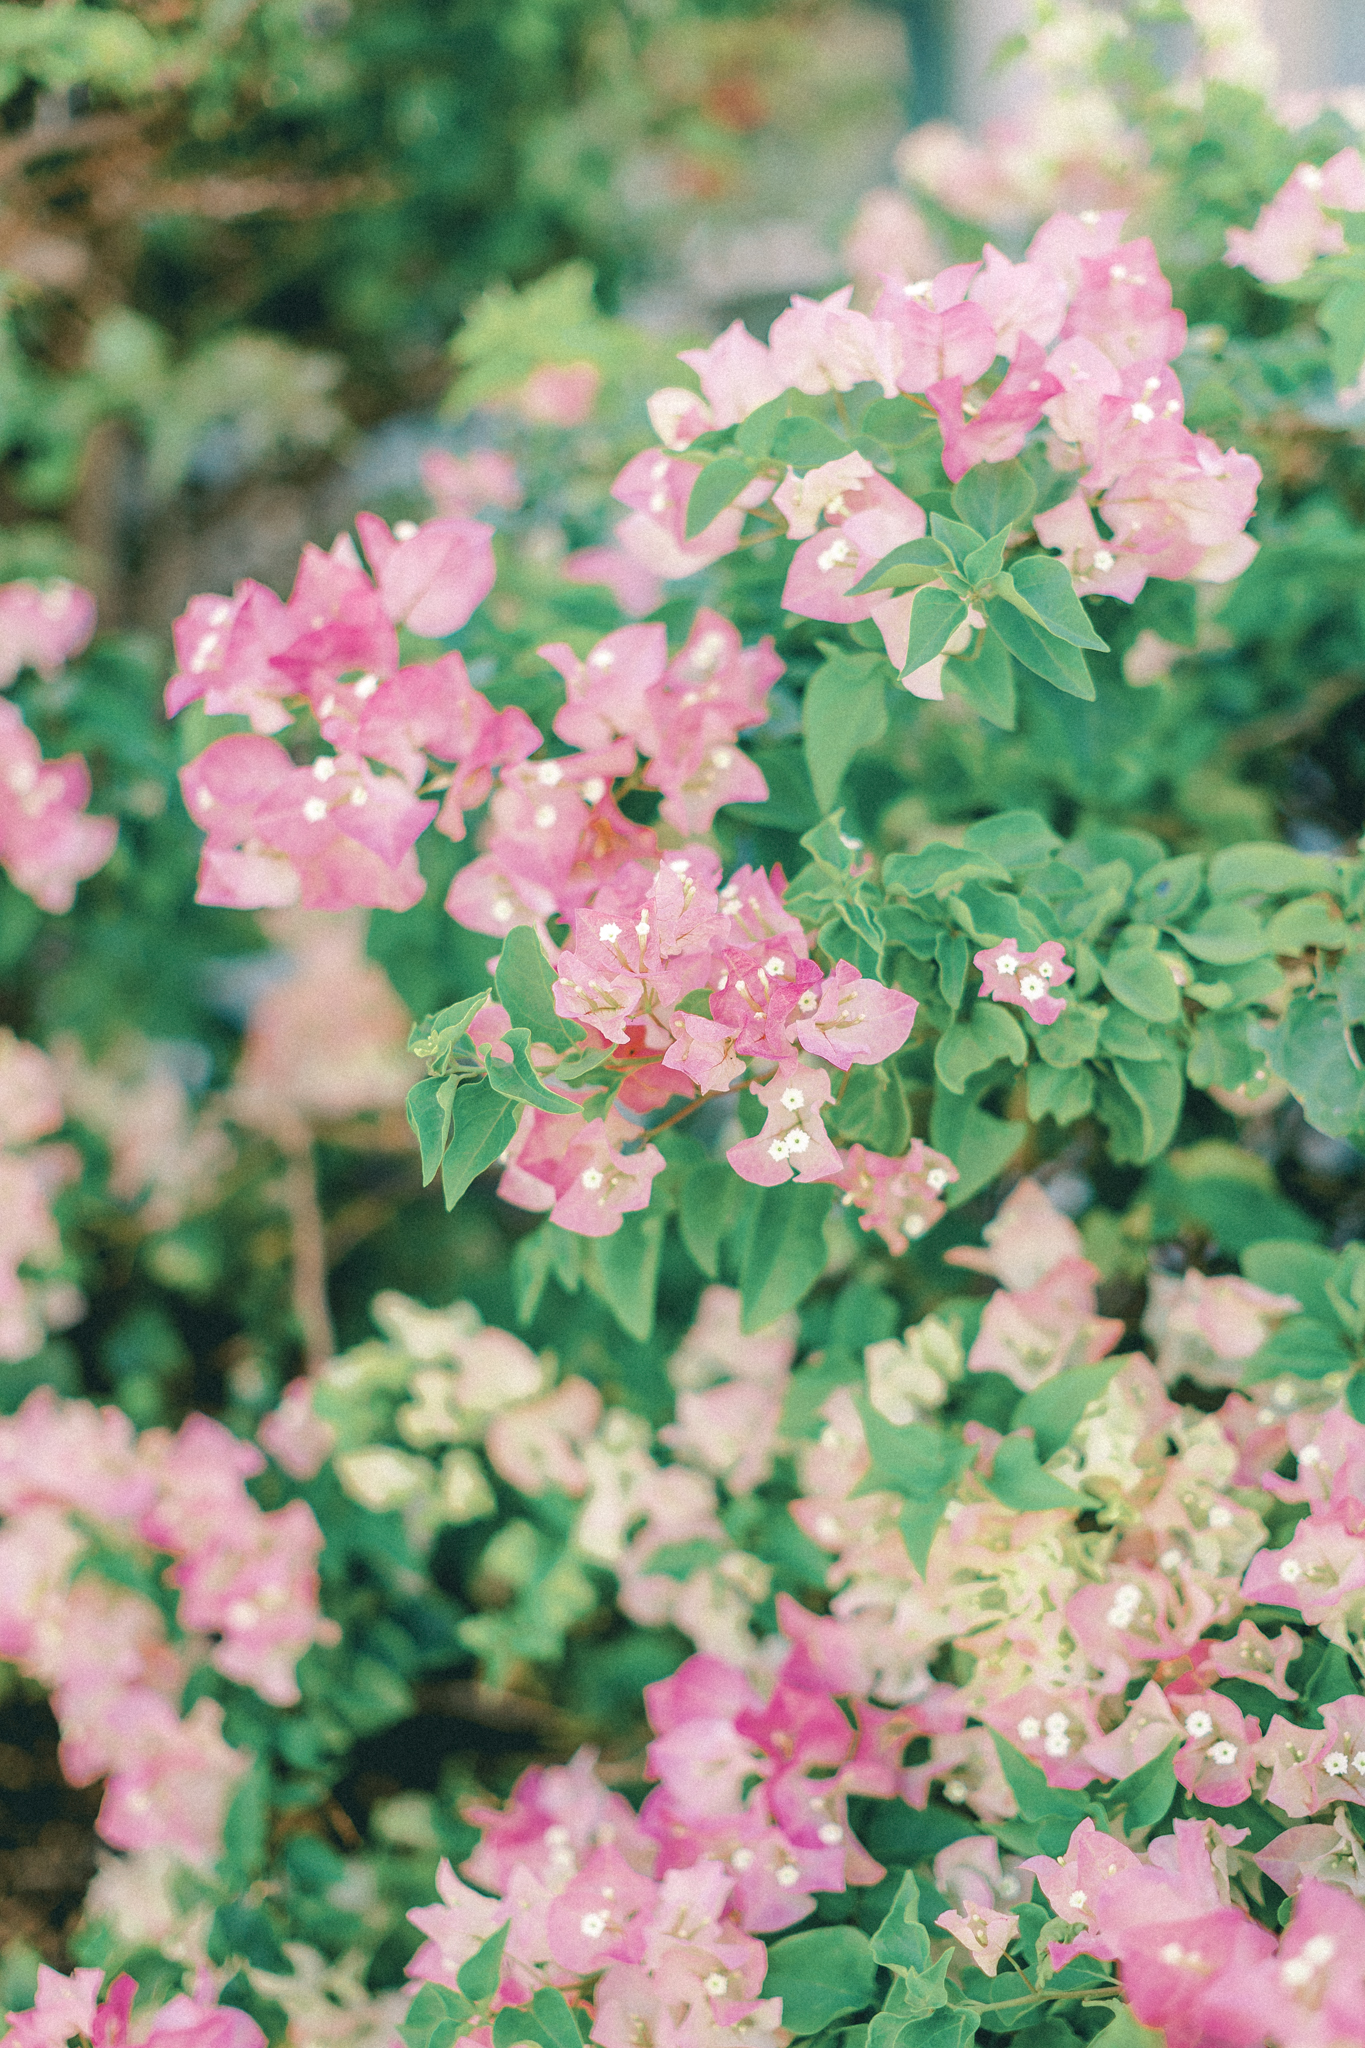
[
  {"x1": 645, "y1": 1537, "x2": 723, "y2": 1581},
  {"x1": 929, "y1": 1090, "x2": 1024, "y2": 1203},
  {"x1": 1004, "y1": 554, "x2": 1109, "y2": 650},
  {"x1": 404, "y1": 1985, "x2": 476, "y2": 2048},
  {"x1": 1027, "y1": 1061, "x2": 1094, "y2": 1126},
  {"x1": 496, "y1": 926, "x2": 578, "y2": 1050},
  {"x1": 1240, "y1": 1316, "x2": 1353, "y2": 1384},
  {"x1": 900, "y1": 587, "x2": 968, "y2": 676},
  {"x1": 983, "y1": 1434, "x2": 1080, "y2": 1510},
  {"x1": 484, "y1": 1028, "x2": 581, "y2": 1114},
  {"x1": 740, "y1": 1184, "x2": 833, "y2": 1329},
  {"x1": 1014, "y1": 1357, "x2": 1125, "y2": 1461},
  {"x1": 936, "y1": 929, "x2": 970, "y2": 1009},
  {"x1": 1240, "y1": 1240, "x2": 1338, "y2": 1323},
  {"x1": 409, "y1": 987, "x2": 494, "y2": 1066},
  {"x1": 833, "y1": 1060, "x2": 912, "y2": 1153},
  {"x1": 528, "y1": 1990, "x2": 587, "y2": 2048},
  {"x1": 1100, "y1": 947, "x2": 1182, "y2": 1024},
  {"x1": 407, "y1": 1075, "x2": 454, "y2": 1185},
  {"x1": 457, "y1": 1923, "x2": 509, "y2": 2004},
  {"x1": 1207, "y1": 842, "x2": 1339, "y2": 898},
  {"x1": 1173, "y1": 904, "x2": 1268, "y2": 965},
  {"x1": 441, "y1": 1080, "x2": 521, "y2": 1209},
  {"x1": 1033, "y1": 1001, "x2": 1104, "y2": 1067},
  {"x1": 1104, "y1": 1741, "x2": 1178, "y2": 1831},
  {"x1": 884, "y1": 844, "x2": 1012, "y2": 898},
  {"x1": 874, "y1": 1954, "x2": 954, "y2": 2026},
  {"x1": 684, "y1": 455, "x2": 756, "y2": 539},
  {"x1": 847, "y1": 537, "x2": 952, "y2": 597},
  {"x1": 860, "y1": 395, "x2": 938, "y2": 445},
  {"x1": 952, "y1": 459, "x2": 1037, "y2": 538},
  {"x1": 982, "y1": 597, "x2": 1095, "y2": 699},
  {"x1": 942, "y1": 632, "x2": 1016, "y2": 728},
  {"x1": 961, "y1": 810, "x2": 1063, "y2": 870},
  {"x1": 1097, "y1": 1058, "x2": 1185, "y2": 1165},
  {"x1": 210, "y1": 1899, "x2": 289, "y2": 1973},
  {"x1": 1086, "y1": 2007, "x2": 1164, "y2": 2048},
  {"x1": 929, "y1": 510, "x2": 986, "y2": 572},
  {"x1": 582, "y1": 1208, "x2": 664, "y2": 1341},
  {"x1": 1320, "y1": 277, "x2": 1365, "y2": 389},
  {"x1": 1260, "y1": 992, "x2": 1365, "y2": 1139},
  {"x1": 803, "y1": 649, "x2": 890, "y2": 813},
  {"x1": 1133, "y1": 854, "x2": 1205, "y2": 923},
  {"x1": 736, "y1": 393, "x2": 790, "y2": 458},
  {"x1": 962, "y1": 527, "x2": 1010, "y2": 586},
  {"x1": 871, "y1": 1870, "x2": 931, "y2": 1974},
  {"x1": 934, "y1": 1003, "x2": 1028, "y2": 1093},
  {"x1": 762, "y1": 1927, "x2": 880, "y2": 2034},
  {"x1": 680, "y1": 1162, "x2": 750, "y2": 1277},
  {"x1": 771, "y1": 416, "x2": 851, "y2": 467}
]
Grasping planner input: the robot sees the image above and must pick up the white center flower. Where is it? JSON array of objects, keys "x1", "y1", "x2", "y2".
[
  {"x1": 581, "y1": 1168, "x2": 605, "y2": 1191},
  {"x1": 534, "y1": 804, "x2": 557, "y2": 828},
  {"x1": 1208, "y1": 1741, "x2": 1238, "y2": 1767},
  {"x1": 598, "y1": 922, "x2": 622, "y2": 943},
  {"x1": 1184, "y1": 1711, "x2": 1214, "y2": 1739},
  {"x1": 1043, "y1": 1712, "x2": 1069, "y2": 1737},
  {"x1": 1017, "y1": 1716, "x2": 1042, "y2": 1741},
  {"x1": 705, "y1": 1974, "x2": 729, "y2": 1998},
  {"x1": 817, "y1": 1823, "x2": 844, "y2": 1845},
  {"x1": 1279, "y1": 1558, "x2": 1304, "y2": 1583},
  {"x1": 994, "y1": 951, "x2": 1018, "y2": 976},
  {"x1": 1019, "y1": 974, "x2": 1046, "y2": 1001},
  {"x1": 537, "y1": 761, "x2": 563, "y2": 785},
  {"x1": 1093, "y1": 548, "x2": 1116, "y2": 571},
  {"x1": 580, "y1": 1913, "x2": 607, "y2": 1938},
  {"x1": 775, "y1": 1865, "x2": 800, "y2": 1888},
  {"x1": 780, "y1": 1087, "x2": 805, "y2": 1111},
  {"x1": 786, "y1": 1129, "x2": 810, "y2": 1153},
  {"x1": 1324, "y1": 1751, "x2": 1350, "y2": 1777},
  {"x1": 302, "y1": 797, "x2": 328, "y2": 823}
]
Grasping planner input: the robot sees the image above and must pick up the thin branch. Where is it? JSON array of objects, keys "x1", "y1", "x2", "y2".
[{"x1": 0, "y1": 111, "x2": 143, "y2": 183}]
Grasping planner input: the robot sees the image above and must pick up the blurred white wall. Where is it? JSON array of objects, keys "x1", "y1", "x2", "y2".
[{"x1": 946, "y1": 0, "x2": 1365, "y2": 123}]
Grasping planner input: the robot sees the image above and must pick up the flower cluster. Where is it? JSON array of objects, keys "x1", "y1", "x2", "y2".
[
  {"x1": 2, "y1": 1967, "x2": 264, "y2": 2048},
  {"x1": 169, "y1": 515, "x2": 519, "y2": 910},
  {"x1": 631, "y1": 209, "x2": 1260, "y2": 689},
  {"x1": 403, "y1": 1635, "x2": 908, "y2": 2042},
  {"x1": 0, "y1": 1387, "x2": 338, "y2": 1865},
  {"x1": 0, "y1": 577, "x2": 116, "y2": 911},
  {"x1": 268, "y1": 1285, "x2": 808, "y2": 1671},
  {"x1": 1027, "y1": 1821, "x2": 1365, "y2": 2046}
]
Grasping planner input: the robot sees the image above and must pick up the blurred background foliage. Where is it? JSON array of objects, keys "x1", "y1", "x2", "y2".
[{"x1": 0, "y1": 0, "x2": 906, "y2": 620}]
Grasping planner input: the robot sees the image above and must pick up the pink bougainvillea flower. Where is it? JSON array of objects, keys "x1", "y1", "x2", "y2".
[
  {"x1": 791, "y1": 958, "x2": 918, "y2": 1070},
  {"x1": 355, "y1": 511, "x2": 496, "y2": 637},
  {"x1": 726, "y1": 1062, "x2": 843, "y2": 1188},
  {"x1": 0, "y1": 579, "x2": 97, "y2": 687},
  {"x1": 561, "y1": 545, "x2": 665, "y2": 618},
  {"x1": 767, "y1": 288, "x2": 901, "y2": 398},
  {"x1": 421, "y1": 446, "x2": 523, "y2": 518},
  {"x1": 0, "y1": 701, "x2": 117, "y2": 913},
  {"x1": 926, "y1": 336, "x2": 1062, "y2": 481},
  {"x1": 966, "y1": 242, "x2": 1069, "y2": 356},
  {"x1": 832, "y1": 1140, "x2": 957, "y2": 1255},
  {"x1": 1061, "y1": 236, "x2": 1188, "y2": 369},
  {"x1": 935, "y1": 1902, "x2": 1019, "y2": 1977},
  {"x1": 676, "y1": 320, "x2": 789, "y2": 427},
  {"x1": 972, "y1": 937, "x2": 1072, "y2": 1024},
  {"x1": 874, "y1": 274, "x2": 997, "y2": 395}
]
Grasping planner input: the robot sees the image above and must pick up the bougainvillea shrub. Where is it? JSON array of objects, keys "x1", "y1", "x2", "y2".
[{"x1": 6, "y1": 6, "x2": 1365, "y2": 2047}]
